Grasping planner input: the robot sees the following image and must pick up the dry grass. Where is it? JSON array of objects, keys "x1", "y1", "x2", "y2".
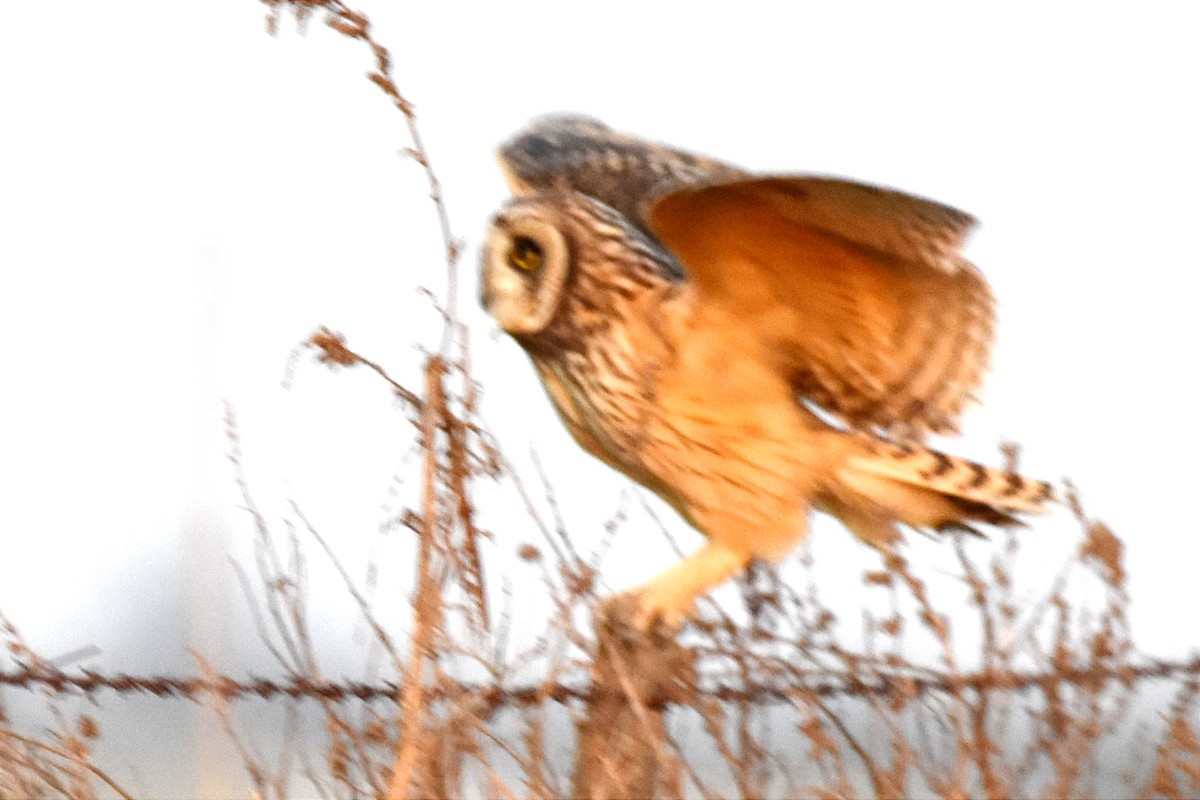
[{"x1": 3, "y1": 1, "x2": 1199, "y2": 797}]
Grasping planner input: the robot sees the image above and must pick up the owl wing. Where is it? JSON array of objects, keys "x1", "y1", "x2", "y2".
[
  {"x1": 647, "y1": 176, "x2": 993, "y2": 437},
  {"x1": 497, "y1": 114, "x2": 746, "y2": 246}
]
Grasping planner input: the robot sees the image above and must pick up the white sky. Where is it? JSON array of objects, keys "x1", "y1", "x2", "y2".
[{"x1": 1, "y1": 2, "x2": 1199, "y2": 784}]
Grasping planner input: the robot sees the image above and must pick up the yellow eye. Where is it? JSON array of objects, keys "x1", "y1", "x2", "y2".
[{"x1": 507, "y1": 235, "x2": 544, "y2": 272}]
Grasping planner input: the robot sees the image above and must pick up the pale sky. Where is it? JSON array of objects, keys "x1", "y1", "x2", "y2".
[{"x1": 2, "y1": 3, "x2": 1199, "y2": 784}]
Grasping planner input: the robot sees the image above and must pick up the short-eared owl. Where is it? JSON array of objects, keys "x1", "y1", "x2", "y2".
[{"x1": 480, "y1": 115, "x2": 1053, "y2": 630}]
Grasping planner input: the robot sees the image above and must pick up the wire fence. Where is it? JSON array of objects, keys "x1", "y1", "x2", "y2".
[
  {"x1": 4, "y1": 2, "x2": 1200, "y2": 798},
  {"x1": 5, "y1": 657, "x2": 1200, "y2": 707}
]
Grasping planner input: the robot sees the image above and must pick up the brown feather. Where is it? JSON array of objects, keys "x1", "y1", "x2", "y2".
[{"x1": 648, "y1": 179, "x2": 993, "y2": 436}]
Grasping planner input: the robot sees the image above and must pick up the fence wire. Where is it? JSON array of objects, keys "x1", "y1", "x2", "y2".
[{"x1": 4, "y1": 657, "x2": 1198, "y2": 707}]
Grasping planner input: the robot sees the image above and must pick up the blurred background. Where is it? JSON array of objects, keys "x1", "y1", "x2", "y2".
[{"x1": 1, "y1": 2, "x2": 1197, "y2": 794}]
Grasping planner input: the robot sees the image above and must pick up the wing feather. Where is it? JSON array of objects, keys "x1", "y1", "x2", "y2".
[
  {"x1": 497, "y1": 114, "x2": 745, "y2": 243},
  {"x1": 497, "y1": 116, "x2": 995, "y2": 436},
  {"x1": 648, "y1": 178, "x2": 994, "y2": 436}
]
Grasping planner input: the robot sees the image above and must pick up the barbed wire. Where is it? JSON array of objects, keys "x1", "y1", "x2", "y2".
[{"x1": 3, "y1": 656, "x2": 1198, "y2": 710}]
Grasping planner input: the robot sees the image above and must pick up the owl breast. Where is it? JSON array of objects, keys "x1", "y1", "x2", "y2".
[{"x1": 530, "y1": 346, "x2": 659, "y2": 485}]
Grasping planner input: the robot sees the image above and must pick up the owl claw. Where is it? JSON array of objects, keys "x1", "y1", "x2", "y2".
[
  {"x1": 599, "y1": 590, "x2": 689, "y2": 643},
  {"x1": 593, "y1": 592, "x2": 699, "y2": 707}
]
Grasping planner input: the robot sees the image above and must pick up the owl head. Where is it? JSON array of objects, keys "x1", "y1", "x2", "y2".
[{"x1": 479, "y1": 197, "x2": 575, "y2": 337}]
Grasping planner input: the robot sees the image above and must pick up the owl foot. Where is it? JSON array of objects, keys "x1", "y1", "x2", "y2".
[
  {"x1": 593, "y1": 592, "x2": 697, "y2": 706},
  {"x1": 600, "y1": 541, "x2": 750, "y2": 641},
  {"x1": 598, "y1": 589, "x2": 690, "y2": 644}
]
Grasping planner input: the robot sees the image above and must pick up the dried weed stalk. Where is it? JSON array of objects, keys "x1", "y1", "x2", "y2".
[
  {"x1": 0, "y1": 615, "x2": 131, "y2": 799},
  {"x1": 3, "y1": 2, "x2": 1200, "y2": 798}
]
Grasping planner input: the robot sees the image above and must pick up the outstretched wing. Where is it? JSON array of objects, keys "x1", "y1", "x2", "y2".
[
  {"x1": 649, "y1": 177, "x2": 993, "y2": 436},
  {"x1": 497, "y1": 114, "x2": 745, "y2": 246},
  {"x1": 497, "y1": 115, "x2": 994, "y2": 437}
]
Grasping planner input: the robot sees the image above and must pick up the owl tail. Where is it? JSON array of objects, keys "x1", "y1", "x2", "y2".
[{"x1": 824, "y1": 438, "x2": 1056, "y2": 550}]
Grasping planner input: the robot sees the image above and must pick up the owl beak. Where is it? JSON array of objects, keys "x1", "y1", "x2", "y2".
[{"x1": 478, "y1": 269, "x2": 495, "y2": 312}]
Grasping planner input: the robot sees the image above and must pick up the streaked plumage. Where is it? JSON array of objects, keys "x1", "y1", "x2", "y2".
[{"x1": 481, "y1": 115, "x2": 1054, "y2": 629}]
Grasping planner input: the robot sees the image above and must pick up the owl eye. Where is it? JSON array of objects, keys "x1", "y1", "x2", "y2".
[{"x1": 507, "y1": 235, "x2": 545, "y2": 272}]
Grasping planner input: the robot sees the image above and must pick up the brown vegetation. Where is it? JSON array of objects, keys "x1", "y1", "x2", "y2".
[{"x1": 3, "y1": 2, "x2": 1199, "y2": 797}]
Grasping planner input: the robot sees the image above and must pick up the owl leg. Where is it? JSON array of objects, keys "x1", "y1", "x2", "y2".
[{"x1": 621, "y1": 541, "x2": 751, "y2": 633}]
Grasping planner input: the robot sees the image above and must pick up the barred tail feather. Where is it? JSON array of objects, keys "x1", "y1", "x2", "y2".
[{"x1": 827, "y1": 438, "x2": 1055, "y2": 549}]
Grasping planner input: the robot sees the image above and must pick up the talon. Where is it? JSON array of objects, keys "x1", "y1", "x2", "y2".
[
  {"x1": 600, "y1": 589, "x2": 689, "y2": 640},
  {"x1": 637, "y1": 601, "x2": 686, "y2": 638}
]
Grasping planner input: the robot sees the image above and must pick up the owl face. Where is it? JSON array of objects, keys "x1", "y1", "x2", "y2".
[{"x1": 480, "y1": 200, "x2": 574, "y2": 336}]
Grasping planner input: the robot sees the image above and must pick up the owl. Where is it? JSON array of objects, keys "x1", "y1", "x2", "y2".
[{"x1": 480, "y1": 115, "x2": 1054, "y2": 631}]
